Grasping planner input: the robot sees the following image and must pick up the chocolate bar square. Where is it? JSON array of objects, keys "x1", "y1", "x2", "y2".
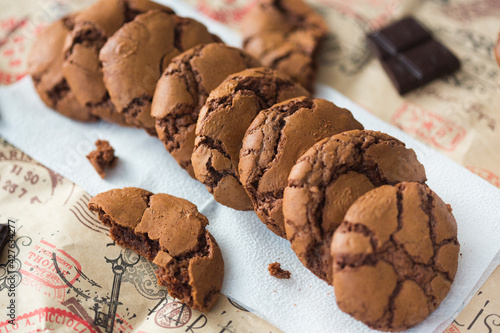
[
  {"x1": 0, "y1": 224, "x2": 9, "y2": 254},
  {"x1": 367, "y1": 17, "x2": 460, "y2": 95}
]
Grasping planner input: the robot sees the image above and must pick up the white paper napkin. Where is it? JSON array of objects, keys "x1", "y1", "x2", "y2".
[{"x1": 1, "y1": 1, "x2": 499, "y2": 332}]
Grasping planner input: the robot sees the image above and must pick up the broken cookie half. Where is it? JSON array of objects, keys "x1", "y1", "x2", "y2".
[{"x1": 88, "y1": 187, "x2": 224, "y2": 312}]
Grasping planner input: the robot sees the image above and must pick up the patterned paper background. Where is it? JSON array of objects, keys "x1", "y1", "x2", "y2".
[{"x1": 0, "y1": 1, "x2": 499, "y2": 332}]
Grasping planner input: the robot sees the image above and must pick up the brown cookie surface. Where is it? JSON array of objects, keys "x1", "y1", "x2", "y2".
[
  {"x1": 332, "y1": 182, "x2": 459, "y2": 331},
  {"x1": 89, "y1": 188, "x2": 224, "y2": 312},
  {"x1": 89, "y1": 187, "x2": 157, "y2": 259},
  {"x1": 62, "y1": 0, "x2": 172, "y2": 126},
  {"x1": 242, "y1": 0, "x2": 327, "y2": 91},
  {"x1": 283, "y1": 130, "x2": 427, "y2": 283},
  {"x1": 27, "y1": 16, "x2": 97, "y2": 122},
  {"x1": 239, "y1": 97, "x2": 363, "y2": 237},
  {"x1": 192, "y1": 67, "x2": 309, "y2": 211},
  {"x1": 100, "y1": 11, "x2": 221, "y2": 135},
  {"x1": 152, "y1": 43, "x2": 260, "y2": 177}
]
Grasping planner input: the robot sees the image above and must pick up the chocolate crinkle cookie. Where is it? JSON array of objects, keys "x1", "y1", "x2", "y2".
[
  {"x1": 283, "y1": 129, "x2": 427, "y2": 283},
  {"x1": 192, "y1": 67, "x2": 309, "y2": 211},
  {"x1": 100, "y1": 11, "x2": 221, "y2": 135},
  {"x1": 152, "y1": 43, "x2": 260, "y2": 177},
  {"x1": 239, "y1": 97, "x2": 363, "y2": 237},
  {"x1": 27, "y1": 15, "x2": 97, "y2": 122},
  {"x1": 332, "y1": 182, "x2": 459, "y2": 331},
  {"x1": 88, "y1": 187, "x2": 224, "y2": 312},
  {"x1": 62, "y1": 0, "x2": 173, "y2": 126},
  {"x1": 242, "y1": 0, "x2": 328, "y2": 92}
]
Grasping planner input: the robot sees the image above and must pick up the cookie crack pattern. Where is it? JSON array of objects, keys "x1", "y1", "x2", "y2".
[
  {"x1": 87, "y1": 93, "x2": 112, "y2": 109},
  {"x1": 198, "y1": 136, "x2": 231, "y2": 160},
  {"x1": 247, "y1": 115, "x2": 286, "y2": 193},
  {"x1": 297, "y1": 133, "x2": 404, "y2": 236},
  {"x1": 262, "y1": 99, "x2": 315, "y2": 173},
  {"x1": 198, "y1": 136, "x2": 237, "y2": 192},
  {"x1": 268, "y1": 49, "x2": 297, "y2": 68},
  {"x1": 203, "y1": 74, "x2": 297, "y2": 118},
  {"x1": 246, "y1": 99, "x2": 316, "y2": 219},
  {"x1": 158, "y1": 47, "x2": 206, "y2": 147},
  {"x1": 47, "y1": 79, "x2": 71, "y2": 107},
  {"x1": 173, "y1": 17, "x2": 188, "y2": 51},
  {"x1": 156, "y1": 105, "x2": 198, "y2": 149},
  {"x1": 424, "y1": 187, "x2": 457, "y2": 283},
  {"x1": 204, "y1": 154, "x2": 242, "y2": 193},
  {"x1": 389, "y1": 187, "x2": 415, "y2": 261},
  {"x1": 187, "y1": 47, "x2": 208, "y2": 97},
  {"x1": 253, "y1": 190, "x2": 284, "y2": 225},
  {"x1": 64, "y1": 21, "x2": 107, "y2": 60},
  {"x1": 334, "y1": 182, "x2": 459, "y2": 330},
  {"x1": 122, "y1": 94, "x2": 153, "y2": 117}
]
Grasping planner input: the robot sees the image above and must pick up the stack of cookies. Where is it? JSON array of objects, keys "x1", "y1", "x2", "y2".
[
  {"x1": 28, "y1": 0, "x2": 220, "y2": 133},
  {"x1": 29, "y1": 0, "x2": 460, "y2": 330}
]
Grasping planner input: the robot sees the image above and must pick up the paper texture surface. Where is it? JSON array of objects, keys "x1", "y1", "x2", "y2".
[
  {"x1": 0, "y1": 0, "x2": 500, "y2": 332},
  {"x1": 443, "y1": 257, "x2": 500, "y2": 333},
  {"x1": 0, "y1": 138, "x2": 280, "y2": 333}
]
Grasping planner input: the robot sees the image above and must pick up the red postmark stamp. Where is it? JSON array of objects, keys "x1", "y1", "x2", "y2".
[
  {"x1": 0, "y1": 307, "x2": 96, "y2": 333},
  {"x1": 443, "y1": 322, "x2": 462, "y2": 333},
  {"x1": 196, "y1": 0, "x2": 253, "y2": 25},
  {"x1": 113, "y1": 313, "x2": 134, "y2": 333},
  {"x1": 19, "y1": 239, "x2": 81, "y2": 302},
  {"x1": 0, "y1": 16, "x2": 33, "y2": 85},
  {"x1": 466, "y1": 166, "x2": 500, "y2": 188},
  {"x1": 391, "y1": 102, "x2": 466, "y2": 151},
  {"x1": 155, "y1": 301, "x2": 192, "y2": 329}
]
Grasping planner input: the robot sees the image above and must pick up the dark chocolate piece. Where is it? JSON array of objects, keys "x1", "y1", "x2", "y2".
[
  {"x1": 367, "y1": 17, "x2": 431, "y2": 59},
  {"x1": 367, "y1": 17, "x2": 460, "y2": 95},
  {"x1": 0, "y1": 224, "x2": 9, "y2": 254}
]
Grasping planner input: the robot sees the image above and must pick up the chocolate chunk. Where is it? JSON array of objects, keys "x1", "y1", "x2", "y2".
[
  {"x1": 367, "y1": 17, "x2": 431, "y2": 59},
  {"x1": 367, "y1": 17, "x2": 460, "y2": 95},
  {"x1": 268, "y1": 262, "x2": 291, "y2": 279},
  {"x1": 0, "y1": 224, "x2": 9, "y2": 254}
]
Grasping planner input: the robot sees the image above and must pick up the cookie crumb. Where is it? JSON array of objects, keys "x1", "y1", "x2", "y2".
[
  {"x1": 87, "y1": 140, "x2": 116, "y2": 178},
  {"x1": 268, "y1": 262, "x2": 291, "y2": 279}
]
